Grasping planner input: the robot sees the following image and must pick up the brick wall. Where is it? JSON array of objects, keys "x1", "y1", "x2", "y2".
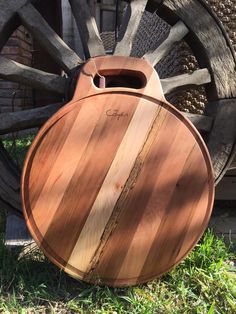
[
  {"x1": 0, "y1": 0, "x2": 62, "y2": 115},
  {"x1": 0, "y1": 26, "x2": 34, "y2": 113}
]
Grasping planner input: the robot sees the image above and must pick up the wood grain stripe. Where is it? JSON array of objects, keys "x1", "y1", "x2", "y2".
[
  {"x1": 39, "y1": 95, "x2": 139, "y2": 262},
  {"x1": 29, "y1": 102, "x2": 105, "y2": 237},
  {"x1": 116, "y1": 133, "x2": 198, "y2": 282},
  {"x1": 174, "y1": 184, "x2": 213, "y2": 263},
  {"x1": 26, "y1": 110, "x2": 80, "y2": 210},
  {"x1": 67, "y1": 98, "x2": 161, "y2": 273},
  {"x1": 92, "y1": 111, "x2": 211, "y2": 285},
  {"x1": 83, "y1": 105, "x2": 168, "y2": 282},
  {"x1": 22, "y1": 56, "x2": 214, "y2": 287},
  {"x1": 139, "y1": 144, "x2": 210, "y2": 278}
]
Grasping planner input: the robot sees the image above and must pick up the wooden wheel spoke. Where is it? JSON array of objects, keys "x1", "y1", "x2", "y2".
[
  {"x1": 69, "y1": 0, "x2": 105, "y2": 58},
  {"x1": 0, "y1": 103, "x2": 62, "y2": 135},
  {"x1": 114, "y1": 0, "x2": 148, "y2": 56},
  {"x1": 0, "y1": 0, "x2": 27, "y2": 50},
  {"x1": 183, "y1": 112, "x2": 213, "y2": 132},
  {"x1": 17, "y1": 3, "x2": 82, "y2": 73},
  {"x1": 206, "y1": 99, "x2": 236, "y2": 182},
  {"x1": 144, "y1": 21, "x2": 189, "y2": 66},
  {"x1": 229, "y1": 160, "x2": 236, "y2": 170},
  {"x1": 161, "y1": 69, "x2": 211, "y2": 94},
  {"x1": 0, "y1": 56, "x2": 66, "y2": 94},
  {"x1": 163, "y1": 0, "x2": 236, "y2": 99}
]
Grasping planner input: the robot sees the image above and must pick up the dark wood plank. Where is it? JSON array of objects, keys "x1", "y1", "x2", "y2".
[
  {"x1": 114, "y1": 0, "x2": 148, "y2": 56},
  {"x1": 144, "y1": 21, "x2": 189, "y2": 65},
  {"x1": 0, "y1": 103, "x2": 62, "y2": 135},
  {"x1": 229, "y1": 157, "x2": 236, "y2": 170},
  {"x1": 5, "y1": 214, "x2": 32, "y2": 247},
  {"x1": 215, "y1": 172, "x2": 236, "y2": 200},
  {"x1": 17, "y1": 3, "x2": 82, "y2": 73},
  {"x1": 183, "y1": 112, "x2": 213, "y2": 132},
  {"x1": 0, "y1": 56, "x2": 66, "y2": 94},
  {"x1": 161, "y1": 69, "x2": 211, "y2": 94},
  {"x1": 206, "y1": 99, "x2": 236, "y2": 183},
  {"x1": 69, "y1": 0, "x2": 105, "y2": 58}
]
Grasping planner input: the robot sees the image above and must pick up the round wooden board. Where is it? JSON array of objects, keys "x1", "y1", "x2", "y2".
[{"x1": 22, "y1": 90, "x2": 214, "y2": 287}]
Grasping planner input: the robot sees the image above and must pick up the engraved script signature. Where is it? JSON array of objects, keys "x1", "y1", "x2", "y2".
[{"x1": 106, "y1": 109, "x2": 128, "y2": 121}]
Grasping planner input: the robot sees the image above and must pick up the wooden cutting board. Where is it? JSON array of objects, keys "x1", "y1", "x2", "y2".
[{"x1": 21, "y1": 56, "x2": 214, "y2": 287}]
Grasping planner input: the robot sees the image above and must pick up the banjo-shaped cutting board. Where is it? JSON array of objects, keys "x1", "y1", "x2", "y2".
[{"x1": 21, "y1": 56, "x2": 214, "y2": 287}]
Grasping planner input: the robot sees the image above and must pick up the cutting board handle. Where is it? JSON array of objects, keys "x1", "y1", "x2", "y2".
[{"x1": 72, "y1": 56, "x2": 166, "y2": 102}]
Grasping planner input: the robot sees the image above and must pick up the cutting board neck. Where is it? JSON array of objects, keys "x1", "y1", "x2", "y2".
[{"x1": 72, "y1": 56, "x2": 166, "y2": 102}]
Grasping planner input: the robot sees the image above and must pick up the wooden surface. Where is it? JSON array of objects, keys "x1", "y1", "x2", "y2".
[
  {"x1": 160, "y1": 68, "x2": 211, "y2": 95},
  {"x1": 144, "y1": 20, "x2": 189, "y2": 66},
  {"x1": 206, "y1": 99, "x2": 236, "y2": 183},
  {"x1": 160, "y1": 0, "x2": 236, "y2": 99},
  {"x1": 215, "y1": 169, "x2": 236, "y2": 200},
  {"x1": 114, "y1": 0, "x2": 148, "y2": 56},
  {"x1": 229, "y1": 157, "x2": 236, "y2": 170},
  {"x1": 69, "y1": 0, "x2": 105, "y2": 58},
  {"x1": 22, "y1": 56, "x2": 214, "y2": 286},
  {"x1": 0, "y1": 0, "x2": 234, "y2": 220},
  {"x1": 18, "y1": 3, "x2": 82, "y2": 73},
  {"x1": 0, "y1": 0, "x2": 27, "y2": 49},
  {"x1": 0, "y1": 142, "x2": 21, "y2": 215},
  {"x1": 0, "y1": 103, "x2": 212, "y2": 136},
  {"x1": 0, "y1": 103, "x2": 62, "y2": 135},
  {"x1": 5, "y1": 214, "x2": 32, "y2": 247},
  {"x1": 155, "y1": 0, "x2": 236, "y2": 181},
  {"x1": 0, "y1": 56, "x2": 66, "y2": 94}
]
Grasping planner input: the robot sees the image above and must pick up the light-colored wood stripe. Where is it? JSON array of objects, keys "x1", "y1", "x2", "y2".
[
  {"x1": 38, "y1": 95, "x2": 139, "y2": 261},
  {"x1": 30, "y1": 103, "x2": 103, "y2": 237},
  {"x1": 84, "y1": 106, "x2": 168, "y2": 282},
  {"x1": 94, "y1": 113, "x2": 197, "y2": 281},
  {"x1": 67, "y1": 98, "x2": 161, "y2": 273},
  {"x1": 92, "y1": 111, "x2": 213, "y2": 285}
]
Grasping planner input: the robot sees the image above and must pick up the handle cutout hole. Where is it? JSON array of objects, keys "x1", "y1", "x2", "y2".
[{"x1": 94, "y1": 73, "x2": 146, "y2": 89}]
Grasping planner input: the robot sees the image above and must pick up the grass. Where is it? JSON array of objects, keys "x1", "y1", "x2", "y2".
[
  {"x1": 0, "y1": 135, "x2": 236, "y2": 313},
  {"x1": 2, "y1": 134, "x2": 35, "y2": 168},
  {"x1": 0, "y1": 226, "x2": 235, "y2": 314}
]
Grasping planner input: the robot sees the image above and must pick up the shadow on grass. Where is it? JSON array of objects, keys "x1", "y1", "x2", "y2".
[
  {"x1": 0, "y1": 238, "x2": 132, "y2": 313},
  {"x1": 0, "y1": 229, "x2": 235, "y2": 313}
]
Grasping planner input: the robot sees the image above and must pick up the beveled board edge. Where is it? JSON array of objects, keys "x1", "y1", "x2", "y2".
[{"x1": 21, "y1": 90, "x2": 215, "y2": 287}]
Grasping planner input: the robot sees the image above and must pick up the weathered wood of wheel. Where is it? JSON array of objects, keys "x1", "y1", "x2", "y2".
[{"x1": 0, "y1": 0, "x2": 235, "y2": 216}]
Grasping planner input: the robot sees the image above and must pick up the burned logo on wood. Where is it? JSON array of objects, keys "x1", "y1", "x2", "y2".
[{"x1": 106, "y1": 109, "x2": 129, "y2": 121}]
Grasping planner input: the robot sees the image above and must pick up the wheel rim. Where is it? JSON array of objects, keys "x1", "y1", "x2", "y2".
[{"x1": 0, "y1": 0, "x2": 235, "y2": 215}]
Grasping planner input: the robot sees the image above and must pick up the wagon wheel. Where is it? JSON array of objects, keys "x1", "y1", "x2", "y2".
[{"x1": 0, "y1": 0, "x2": 235, "y2": 216}]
